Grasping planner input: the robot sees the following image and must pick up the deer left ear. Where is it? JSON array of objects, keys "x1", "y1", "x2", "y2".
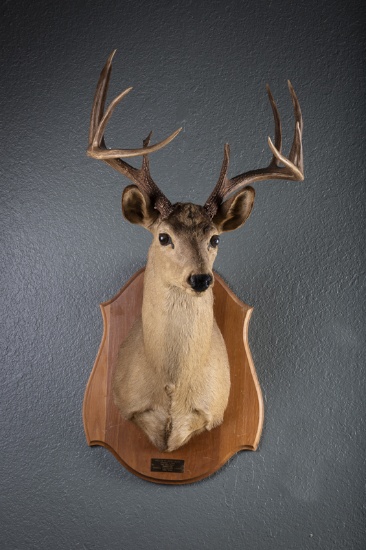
[{"x1": 212, "y1": 186, "x2": 255, "y2": 232}]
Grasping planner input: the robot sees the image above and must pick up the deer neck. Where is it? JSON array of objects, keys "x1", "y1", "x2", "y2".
[{"x1": 141, "y1": 255, "x2": 214, "y2": 381}]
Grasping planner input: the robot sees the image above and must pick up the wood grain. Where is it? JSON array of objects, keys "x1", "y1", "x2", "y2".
[{"x1": 83, "y1": 268, "x2": 264, "y2": 484}]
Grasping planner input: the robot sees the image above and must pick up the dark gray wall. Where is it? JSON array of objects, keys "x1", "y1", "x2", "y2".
[{"x1": 1, "y1": 0, "x2": 365, "y2": 548}]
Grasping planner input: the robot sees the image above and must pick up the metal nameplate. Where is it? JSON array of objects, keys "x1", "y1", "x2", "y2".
[{"x1": 151, "y1": 458, "x2": 185, "y2": 473}]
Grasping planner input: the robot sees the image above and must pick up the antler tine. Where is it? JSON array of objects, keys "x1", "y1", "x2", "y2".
[
  {"x1": 287, "y1": 80, "x2": 303, "y2": 171},
  {"x1": 87, "y1": 51, "x2": 181, "y2": 218},
  {"x1": 204, "y1": 144, "x2": 230, "y2": 219},
  {"x1": 87, "y1": 52, "x2": 182, "y2": 159},
  {"x1": 88, "y1": 50, "x2": 116, "y2": 148},
  {"x1": 88, "y1": 50, "x2": 142, "y2": 183},
  {"x1": 89, "y1": 85, "x2": 182, "y2": 159},
  {"x1": 266, "y1": 84, "x2": 282, "y2": 166},
  {"x1": 204, "y1": 83, "x2": 304, "y2": 219},
  {"x1": 90, "y1": 86, "x2": 134, "y2": 154}
]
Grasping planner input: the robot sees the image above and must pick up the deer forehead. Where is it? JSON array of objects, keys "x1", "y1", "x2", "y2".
[{"x1": 157, "y1": 203, "x2": 217, "y2": 237}]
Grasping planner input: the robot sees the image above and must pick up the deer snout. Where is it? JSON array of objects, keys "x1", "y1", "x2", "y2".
[{"x1": 188, "y1": 274, "x2": 213, "y2": 292}]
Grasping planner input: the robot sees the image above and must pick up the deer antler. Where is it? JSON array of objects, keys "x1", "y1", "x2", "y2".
[
  {"x1": 204, "y1": 81, "x2": 304, "y2": 219},
  {"x1": 87, "y1": 50, "x2": 182, "y2": 218}
]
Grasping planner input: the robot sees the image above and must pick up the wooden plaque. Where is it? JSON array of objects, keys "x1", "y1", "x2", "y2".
[{"x1": 83, "y1": 268, "x2": 264, "y2": 484}]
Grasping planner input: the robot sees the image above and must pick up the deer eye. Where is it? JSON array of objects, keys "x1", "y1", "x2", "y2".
[
  {"x1": 159, "y1": 233, "x2": 173, "y2": 247},
  {"x1": 209, "y1": 235, "x2": 220, "y2": 248}
]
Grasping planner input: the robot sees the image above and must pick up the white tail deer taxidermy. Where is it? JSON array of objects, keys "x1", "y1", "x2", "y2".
[{"x1": 87, "y1": 51, "x2": 304, "y2": 453}]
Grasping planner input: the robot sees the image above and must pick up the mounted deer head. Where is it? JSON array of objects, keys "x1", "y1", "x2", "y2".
[{"x1": 87, "y1": 51, "x2": 304, "y2": 452}]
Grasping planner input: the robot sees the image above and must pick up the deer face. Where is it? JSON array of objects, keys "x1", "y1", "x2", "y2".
[
  {"x1": 122, "y1": 186, "x2": 255, "y2": 295},
  {"x1": 147, "y1": 203, "x2": 218, "y2": 294}
]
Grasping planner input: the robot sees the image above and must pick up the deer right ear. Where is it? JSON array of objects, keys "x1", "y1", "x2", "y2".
[
  {"x1": 122, "y1": 185, "x2": 160, "y2": 229},
  {"x1": 212, "y1": 186, "x2": 255, "y2": 233}
]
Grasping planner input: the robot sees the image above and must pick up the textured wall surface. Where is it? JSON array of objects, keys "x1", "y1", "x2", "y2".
[{"x1": 1, "y1": 0, "x2": 365, "y2": 548}]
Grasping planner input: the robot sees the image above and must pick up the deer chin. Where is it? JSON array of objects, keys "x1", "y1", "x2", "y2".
[
  {"x1": 185, "y1": 287, "x2": 209, "y2": 297},
  {"x1": 182, "y1": 283, "x2": 214, "y2": 297},
  {"x1": 166, "y1": 280, "x2": 212, "y2": 298}
]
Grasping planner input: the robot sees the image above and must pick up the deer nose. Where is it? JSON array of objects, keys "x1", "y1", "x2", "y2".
[{"x1": 188, "y1": 274, "x2": 213, "y2": 292}]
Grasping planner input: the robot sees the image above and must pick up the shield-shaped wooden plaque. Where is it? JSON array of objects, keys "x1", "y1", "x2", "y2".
[{"x1": 83, "y1": 268, "x2": 264, "y2": 484}]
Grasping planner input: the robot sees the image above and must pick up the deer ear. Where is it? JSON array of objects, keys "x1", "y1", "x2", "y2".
[
  {"x1": 212, "y1": 186, "x2": 255, "y2": 233},
  {"x1": 122, "y1": 185, "x2": 159, "y2": 229}
]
